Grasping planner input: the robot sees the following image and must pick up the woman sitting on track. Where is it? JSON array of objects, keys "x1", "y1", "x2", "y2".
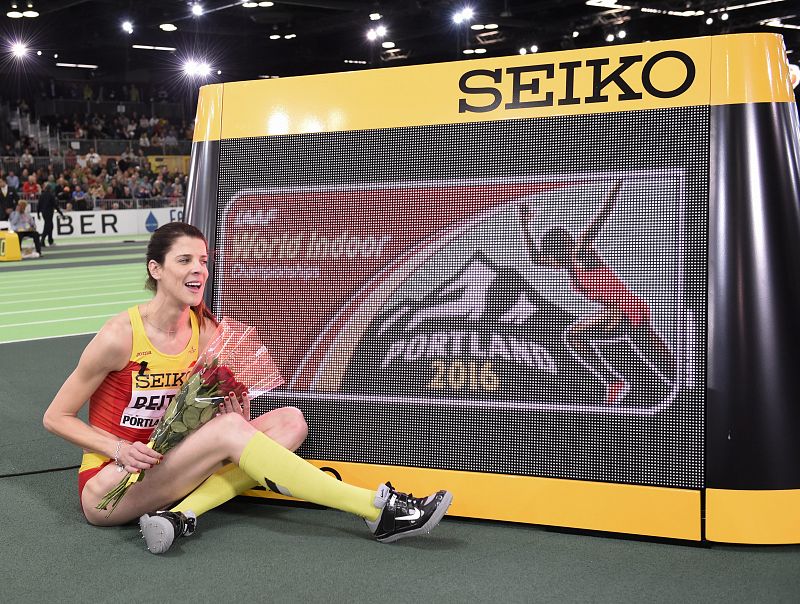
[{"x1": 43, "y1": 222, "x2": 452, "y2": 554}]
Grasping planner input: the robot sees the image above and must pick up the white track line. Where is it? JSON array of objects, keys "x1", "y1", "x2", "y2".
[
  {"x1": 1, "y1": 314, "x2": 115, "y2": 328},
  {"x1": 0, "y1": 290, "x2": 146, "y2": 303},
  {"x1": 0, "y1": 331, "x2": 98, "y2": 345},
  {"x1": 0, "y1": 276, "x2": 141, "y2": 294},
  {"x1": 0, "y1": 298, "x2": 148, "y2": 317}
]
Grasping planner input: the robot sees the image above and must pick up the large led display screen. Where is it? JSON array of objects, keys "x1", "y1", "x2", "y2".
[{"x1": 210, "y1": 108, "x2": 707, "y2": 489}]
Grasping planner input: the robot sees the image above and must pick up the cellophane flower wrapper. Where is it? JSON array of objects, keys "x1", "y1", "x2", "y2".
[{"x1": 97, "y1": 318, "x2": 284, "y2": 515}]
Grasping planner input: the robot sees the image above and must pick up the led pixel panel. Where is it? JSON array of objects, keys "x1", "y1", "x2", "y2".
[{"x1": 212, "y1": 107, "x2": 707, "y2": 489}]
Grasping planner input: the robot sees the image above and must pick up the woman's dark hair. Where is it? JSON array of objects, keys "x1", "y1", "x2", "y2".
[
  {"x1": 145, "y1": 222, "x2": 217, "y2": 327},
  {"x1": 539, "y1": 227, "x2": 575, "y2": 265}
]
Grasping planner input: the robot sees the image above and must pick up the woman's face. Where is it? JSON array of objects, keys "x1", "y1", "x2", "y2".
[{"x1": 149, "y1": 236, "x2": 209, "y2": 307}]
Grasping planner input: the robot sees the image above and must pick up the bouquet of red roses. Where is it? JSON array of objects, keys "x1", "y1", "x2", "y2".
[{"x1": 97, "y1": 318, "x2": 284, "y2": 514}]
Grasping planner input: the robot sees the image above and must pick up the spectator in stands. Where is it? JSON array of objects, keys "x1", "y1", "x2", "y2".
[
  {"x1": 38, "y1": 182, "x2": 64, "y2": 248},
  {"x1": 20, "y1": 148, "x2": 34, "y2": 170},
  {"x1": 89, "y1": 181, "x2": 105, "y2": 202},
  {"x1": 22, "y1": 174, "x2": 42, "y2": 200},
  {"x1": 1, "y1": 177, "x2": 20, "y2": 218},
  {"x1": 71, "y1": 185, "x2": 90, "y2": 210},
  {"x1": 139, "y1": 132, "x2": 150, "y2": 150},
  {"x1": 6, "y1": 170, "x2": 19, "y2": 190},
  {"x1": 164, "y1": 130, "x2": 178, "y2": 150},
  {"x1": 85, "y1": 147, "x2": 102, "y2": 173},
  {"x1": 9, "y1": 200, "x2": 42, "y2": 257}
]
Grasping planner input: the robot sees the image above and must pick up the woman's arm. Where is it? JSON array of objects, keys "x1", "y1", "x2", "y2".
[
  {"x1": 42, "y1": 314, "x2": 132, "y2": 459},
  {"x1": 577, "y1": 180, "x2": 623, "y2": 249}
]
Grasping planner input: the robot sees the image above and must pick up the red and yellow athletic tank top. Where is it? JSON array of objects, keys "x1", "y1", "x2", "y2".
[
  {"x1": 570, "y1": 266, "x2": 651, "y2": 327},
  {"x1": 88, "y1": 306, "x2": 199, "y2": 443}
]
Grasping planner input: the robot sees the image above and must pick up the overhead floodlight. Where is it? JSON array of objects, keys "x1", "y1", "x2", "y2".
[
  {"x1": 284, "y1": 33, "x2": 296, "y2": 39},
  {"x1": 382, "y1": 41, "x2": 395, "y2": 49},
  {"x1": 573, "y1": 30, "x2": 580, "y2": 37},
  {"x1": 519, "y1": 47, "x2": 527, "y2": 55},
  {"x1": 706, "y1": 17, "x2": 713, "y2": 24},
  {"x1": 259, "y1": 1, "x2": 274, "y2": 6},
  {"x1": 463, "y1": 49, "x2": 475, "y2": 54},
  {"x1": 605, "y1": 33, "x2": 615, "y2": 42},
  {"x1": 242, "y1": 1, "x2": 257, "y2": 6},
  {"x1": 369, "y1": 13, "x2": 381, "y2": 20},
  {"x1": 471, "y1": 24, "x2": 485, "y2": 30},
  {"x1": 36, "y1": 50, "x2": 41, "y2": 55},
  {"x1": 474, "y1": 48, "x2": 486, "y2": 54},
  {"x1": 122, "y1": 21, "x2": 133, "y2": 34},
  {"x1": 530, "y1": 44, "x2": 538, "y2": 53},
  {"x1": 484, "y1": 23, "x2": 498, "y2": 29},
  {"x1": 198, "y1": 63, "x2": 211, "y2": 76},
  {"x1": 375, "y1": 25, "x2": 387, "y2": 36},
  {"x1": 367, "y1": 29, "x2": 377, "y2": 41},
  {"x1": 217, "y1": 69, "x2": 222, "y2": 75},
  {"x1": 22, "y1": 10, "x2": 37, "y2": 17},
  {"x1": 6, "y1": 11, "x2": 23, "y2": 18},
  {"x1": 617, "y1": 29, "x2": 626, "y2": 38},
  {"x1": 11, "y1": 42, "x2": 28, "y2": 58},
  {"x1": 192, "y1": 4, "x2": 203, "y2": 16},
  {"x1": 453, "y1": 7, "x2": 474, "y2": 24},
  {"x1": 721, "y1": 12, "x2": 729, "y2": 20},
  {"x1": 159, "y1": 23, "x2": 177, "y2": 32},
  {"x1": 269, "y1": 34, "x2": 281, "y2": 39}
]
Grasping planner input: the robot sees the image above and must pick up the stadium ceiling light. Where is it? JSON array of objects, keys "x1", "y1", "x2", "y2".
[
  {"x1": 183, "y1": 59, "x2": 211, "y2": 77},
  {"x1": 706, "y1": 17, "x2": 713, "y2": 24},
  {"x1": 22, "y1": 10, "x2": 37, "y2": 17},
  {"x1": 369, "y1": 13, "x2": 381, "y2": 21},
  {"x1": 530, "y1": 44, "x2": 538, "y2": 53},
  {"x1": 53, "y1": 53, "x2": 58, "y2": 58},
  {"x1": 269, "y1": 34, "x2": 281, "y2": 39},
  {"x1": 381, "y1": 41, "x2": 395, "y2": 49},
  {"x1": 573, "y1": 30, "x2": 580, "y2": 37},
  {"x1": 617, "y1": 29, "x2": 626, "y2": 38},
  {"x1": 474, "y1": 47, "x2": 486, "y2": 54},
  {"x1": 11, "y1": 42, "x2": 28, "y2": 58},
  {"x1": 192, "y1": 4, "x2": 203, "y2": 16},
  {"x1": 122, "y1": 21, "x2": 133, "y2": 34},
  {"x1": 721, "y1": 12, "x2": 730, "y2": 20},
  {"x1": 132, "y1": 45, "x2": 177, "y2": 51},
  {"x1": 258, "y1": 1, "x2": 274, "y2": 6},
  {"x1": 519, "y1": 47, "x2": 527, "y2": 54},
  {"x1": 463, "y1": 48, "x2": 474, "y2": 54},
  {"x1": 375, "y1": 25, "x2": 387, "y2": 37},
  {"x1": 605, "y1": 33, "x2": 615, "y2": 42},
  {"x1": 762, "y1": 18, "x2": 800, "y2": 30},
  {"x1": 242, "y1": 1, "x2": 257, "y2": 6},
  {"x1": 56, "y1": 62, "x2": 98, "y2": 69},
  {"x1": 159, "y1": 23, "x2": 177, "y2": 32},
  {"x1": 484, "y1": 23, "x2": 498, "y2": 29},
  {"x1": 284, "y1": 33, "x2": 296, "y2": 39},
  {"x1": 710, "y1": 0, "x2": 783, "y2": 12},
  {"x1": 453, "y1": 7, "x2": 475, "y2": 24},
  {"x1": 36, "y1": 50, "x2": 41, "y2": 55},
  {"x1": 471, "y1": 24, "x2": 485, "y2": 30},
  {"x1": 586, "y1": 0, "x2": 631, "y2": 9},
  {"x1": 7, "y1": 11, "x2": 23, "y2": 18},
  {"x1": 217, "y1": 69, "x2": 222, "y2": 74},
  {"x1": 366, "y1": 29, "x2": 377, "y2": 41}
]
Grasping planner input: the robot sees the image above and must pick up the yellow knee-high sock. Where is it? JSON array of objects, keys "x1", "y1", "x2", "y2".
[
  {"x1": 171, "y1": 464, "x2": 256, "y2": 517},
  {"x1": 238, "y1": 432, "x2": 381, "y2": 521}
]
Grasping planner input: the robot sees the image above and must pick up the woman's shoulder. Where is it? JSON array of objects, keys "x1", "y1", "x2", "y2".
[{"x1": 84, "y1": 310, "x2": 134, "y2": 371}]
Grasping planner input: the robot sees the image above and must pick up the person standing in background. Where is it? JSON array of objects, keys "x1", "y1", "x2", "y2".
[
  {"x1": 1, "y1": 177, "x2": 19, "y2": 218},
  {"x1": 38, "y1": 183, "x2": 64, "y2": 248}
]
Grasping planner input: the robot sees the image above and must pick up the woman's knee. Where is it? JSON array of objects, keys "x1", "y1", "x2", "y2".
[
  {"x1": 205, "y1": 412, "x2": 255, "y2": 446},
  {"x1": 284, "y1": 406, "x2": 308, "y2": 440}
]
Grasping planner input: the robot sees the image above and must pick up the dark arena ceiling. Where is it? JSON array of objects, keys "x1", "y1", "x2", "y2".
[{"x1": 2, "y1": 1, "x2": 799, "y2": 87}]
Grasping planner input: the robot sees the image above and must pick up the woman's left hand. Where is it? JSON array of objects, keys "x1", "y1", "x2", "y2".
[{"x1": 219, "y1": 391, "x2": 250, "y2": 420}]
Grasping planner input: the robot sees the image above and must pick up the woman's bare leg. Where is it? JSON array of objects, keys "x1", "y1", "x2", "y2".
[{"x1": 81, "y1": 412, "x2": 257, "y2": 526}]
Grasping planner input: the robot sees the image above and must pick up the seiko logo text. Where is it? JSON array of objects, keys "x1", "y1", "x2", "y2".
[
  {"x1": 134, "y1": 371, "x2": 185, "y2": 389},
  {"x1": 458, "y1": 51, "x2": 696, "y2": 113}
]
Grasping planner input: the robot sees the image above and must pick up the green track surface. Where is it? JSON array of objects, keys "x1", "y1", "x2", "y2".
[{"x1": 1, "y1": 238, "x2": 798, "y2": 602}]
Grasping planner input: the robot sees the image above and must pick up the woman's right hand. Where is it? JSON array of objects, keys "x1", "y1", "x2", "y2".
[{"x1": 118, "y1": 441, "x2": 163, "y2": 473}]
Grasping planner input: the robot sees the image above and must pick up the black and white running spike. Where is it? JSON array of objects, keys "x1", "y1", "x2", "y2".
[
  {"x1": 139, "y1": 510, "x2": 196, "y2": 554},
  {"x1": 365, "y1": 482, "x2": 453, "y2": 543}
]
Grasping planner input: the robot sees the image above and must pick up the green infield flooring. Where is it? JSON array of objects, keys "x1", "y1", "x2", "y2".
[{"x1": 1, "y1": 236, "x2": 798, "y2": 603}]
